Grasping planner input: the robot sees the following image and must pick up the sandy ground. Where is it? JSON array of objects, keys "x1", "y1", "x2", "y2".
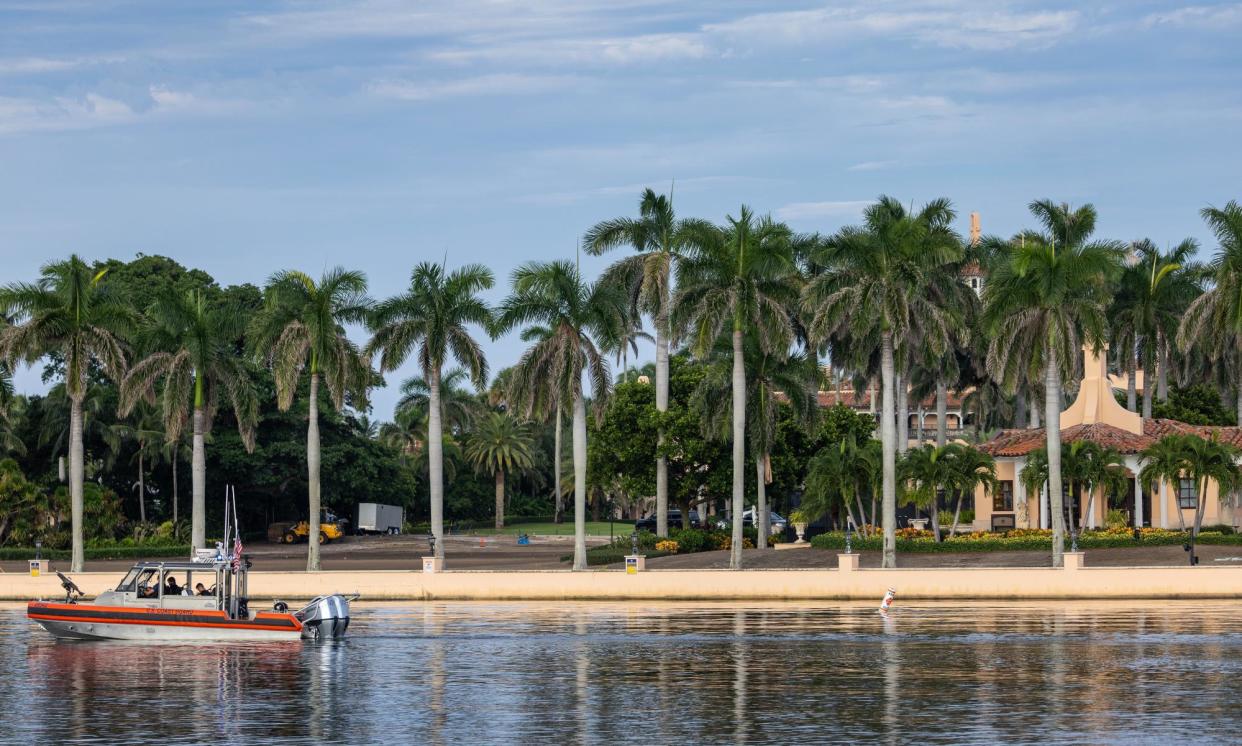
[{"x1": 5, "y1": 534, "x2": 1241, "y2": 573}]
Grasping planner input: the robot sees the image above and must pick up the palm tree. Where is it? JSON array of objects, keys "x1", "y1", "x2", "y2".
[
  {"x1": 396, "y1": 367, "x2": 483, "y2": 434},
  {"x1": 119, "y1": 289, "x2": 258, "y2": 552},
  {"x1": 944, "y1": 444, "x2": 997, "y2": 538},
  {"x1": 1140, "y1": 433, "x2": 1242, "y2": 565},
  {"x1": 982, "y1": 200, "x2": 1123, "y2": 566},
  {"x1": 584, "y1": 189, "x2": 701, "y2": 538},
  {"x1": 465, "y1": 412, "x2": 536, "y2": 529},
  {"x1": 1180, "y1": 202, "x2": 1242, "y2": 422},
  {"x1": 675, "y1": 206, "x2": 798, "y2": 569},
  {"x1": 0, "y1": 256, "x2": 130, "y2": 571},
  {"x1": 367, "y1": 262, "x2": 493, "y2": 562},
  {"x1": 495, "y1": 260, "x2": 622, "y2": 570},
  {"x1": 694, "y1": 334, "x2": 818, "y2": 548},
  {"x1": 117, "y1": 404, "x2": 164, "y2": 524},
  {"x1": 250, "y1": 267, "x2": 371, "y2": 571},
  {"x1": 1021, "y1": 441, "x2": 1127, "y2": 539},
  {"x1": 802, "y1": 196, "x2": 964, "y2": 568},
  {"x1": 898, "y1": 444, "x2": 955, "y2": 541}
]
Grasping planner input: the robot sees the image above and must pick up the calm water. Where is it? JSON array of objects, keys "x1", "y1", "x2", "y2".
[{"x1": 2, "y1": 601, "x2": 1240, "y2": 745}]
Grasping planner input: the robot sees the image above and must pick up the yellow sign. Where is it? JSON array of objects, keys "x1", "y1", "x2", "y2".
[{"x1": 625, "y1": 557, "x2": 637, "y2": 575}]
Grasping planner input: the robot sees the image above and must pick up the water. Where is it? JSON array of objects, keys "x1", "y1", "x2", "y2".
[{"x1": 2, "y1": 601, "x2": 1240, "y2": 744}]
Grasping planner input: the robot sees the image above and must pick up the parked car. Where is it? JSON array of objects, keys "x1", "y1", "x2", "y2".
[
  {"x1": 715, "y1": 509, "x2": 787, "y2": 534},
  {"x1": 634, "y1": 509, "x2": 701, "y2": 532}
]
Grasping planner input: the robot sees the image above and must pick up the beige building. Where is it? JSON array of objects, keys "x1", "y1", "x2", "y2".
[{"x1": 974, "y1": 347, "x2": 1242, "y2": 532}]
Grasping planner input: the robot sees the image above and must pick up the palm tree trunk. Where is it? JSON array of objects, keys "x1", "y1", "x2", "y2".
[
  {"x1": 655, "y1": 318, "x2": 670, "y2": 539},
  {"x1": 936, "y1": 380, "x2": 947, "y2": 447},
  {"x1": 69, "y1": 396, "x2": 85, "y2": 572},
  {"x1": 1157, "y1": 333, "x2": 1169, "y2": 402},
  {"x1": 192, "y1": 407, "x2": 206, "y2": 552},
  {"x1": 1127, "y1": 347, "x2": 1138, "y2": 411},
  {"x1": 896, "y1": 372, "x2": 908, "y2": 455},
  {"x1": 1014, "y1": 389, "x2": 1027, "y2": 429},
  {"x1": 554, "y1": 403, "x2": 564, "y2": 524},
  {"x1": 880, "y1": 331, "x2": 897, "y2": 568},
  {"x1": 1029, "y1": 391, "x2": 1040, "y2": 429},
  {"x1": 756, "y1": 455, "x2": 768, "y2": 550},
  {"x1": 495, "y1": 469, "x2": 505, "y2": 529},
  {"x1": 868, "y1": 494, "x2": 876, "y2": 537},
  {"x1": 1045, "y1": 357, "x2": 1066, "y2": 567},
  {"x1": 138, "y1": 451, "x2": 146, "y2": 523},
  {"x1": 929, "y1": 497, "x2": 941, "y2": 542},
  {"x1": 730, "y1": 328, "x2": 746, "y2": 570},
  {"x1": 1142, "y1": 355, "x2": 1153, "y2": 419},
  {"x1": 950, "y1": 492, "x2": 963, "y2": 538},
  {"x1": 428, "y1": 366, "x2": 445, "y2": 561},
  {"x1": 307, "y1": 372, "x2": 322, "y2": 572},
  {"x1": 172, "y1": 454, "x2": 178, "y2": 526},
  {"x1": 572, "y1": 392, "x2": 588, "y2": 570}
]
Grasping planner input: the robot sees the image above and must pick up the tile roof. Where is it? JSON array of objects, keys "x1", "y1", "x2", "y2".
[{"x1": 980, "y1": 418, "x2": 1242, "y2": 457}]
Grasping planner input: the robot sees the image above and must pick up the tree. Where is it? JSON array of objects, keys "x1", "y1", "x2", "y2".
[
  {"x1": 1180, "y1": 201, "x2": 1242, "y2": 422},
  {"x1": 1020, "y1": 441, "x2": 1126, "y2": 539},
  {"x1": 675, "y1": 206, "x2": 798, "y2": 569},
  {"x1": 396, "y1": 367, "x2": 483, "y2": 434},
  {"x1": 803, "y1": 196, "x2": 964, "y2": 567},
  {"x1": 944, "y1": 444, "x2": 997, "y2": 538},
  {"x1": 495, "y1": 260, "x2": 622, "y2": 570},
  {"x1": 585, "y1": 189, "x2": 700, "y2": 538},
  {"x1": 898, "y1": 444, "x2": 955, "y2": 541},
  {"x1": 367, "y1": 262, "x2": 493, "y2": 562},
  {"x1": 982, "y1": 200, "x2": 1123, "y2": 566},
  {"x1": 249, "y1": 267, "x2": 371, "y2": 571},
  {"x1": 694, "y1": 333, "x2": 817, "y2": 548},
  {"x1": 0, "y1": 256, "x2": 130, "y2": 570},
  {"x1": 1139, "y1": 433, "x2": 1242, "y2": 565},
  {"x1": 119, "y1": 289, "x2": 258, "y2": 552},
  {"x1": 465, "y1": 412, "x2": 535, "y2": 529},
  {"x1": 802, "y1": 435, "x2": 880, "y2": 534}
]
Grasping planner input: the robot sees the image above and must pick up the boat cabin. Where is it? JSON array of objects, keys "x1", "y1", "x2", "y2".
[{"x1": 93, "y1": 559, "x2": 252, "y2": 618}]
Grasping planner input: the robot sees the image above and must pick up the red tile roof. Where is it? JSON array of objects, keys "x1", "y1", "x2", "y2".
[{"x1": 980, "y1": 418, "x2": 1242, "y2": 456}]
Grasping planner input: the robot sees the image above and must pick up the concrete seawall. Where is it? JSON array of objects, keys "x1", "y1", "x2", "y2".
[{"x1": 6, "y1": 562, "x2": 1242, "y2": 601}]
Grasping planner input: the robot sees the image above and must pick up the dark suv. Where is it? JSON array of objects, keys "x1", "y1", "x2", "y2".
[{"x1": 634, "y1": 509, "x2": 701, "y2": 531}]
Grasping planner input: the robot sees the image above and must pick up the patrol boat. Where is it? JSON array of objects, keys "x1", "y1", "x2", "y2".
[{"x1": 28, "y1": 561, "x2": 353, "y2": 642}]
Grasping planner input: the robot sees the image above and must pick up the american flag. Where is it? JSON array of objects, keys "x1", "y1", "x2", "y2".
[{"x1": 232, "y1": 535, "x2": 243, "y2": 571}]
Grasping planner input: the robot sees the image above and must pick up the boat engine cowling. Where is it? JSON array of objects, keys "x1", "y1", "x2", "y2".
[{"x1": 295, "y1": 594, "x2": 353, "y2": 640}]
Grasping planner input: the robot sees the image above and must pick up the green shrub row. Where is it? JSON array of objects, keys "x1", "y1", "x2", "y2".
[
  {"x1": 0, "y1": 545, "x2": 193, "y2": 561},
  {"x1": 809, "y1": 531, "x2": 1242, "y2": 553}
]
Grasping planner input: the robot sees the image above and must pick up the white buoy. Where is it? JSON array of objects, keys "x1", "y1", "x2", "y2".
[{"x1": 879, "y1": 587, "x2": 896, "y2": 612}]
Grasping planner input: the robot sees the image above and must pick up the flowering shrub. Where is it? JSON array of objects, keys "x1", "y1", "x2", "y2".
[
  {"x1": 810, "y1": 527, "x2": 1242, "y2": 552},
  {"x1": 896, "y1": 527, "x2": 934, "y2": 539},
  {"x1": 655, "y1": 540, "x2": 679, "y2": 554},
  {"x1": 721, "y1": 537, "x2": 755, "y2": 550}
]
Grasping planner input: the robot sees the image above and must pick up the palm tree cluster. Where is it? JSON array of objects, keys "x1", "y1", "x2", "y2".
[{"x1": 2, "y1": 196, "x2": 1240, "y2": 572}]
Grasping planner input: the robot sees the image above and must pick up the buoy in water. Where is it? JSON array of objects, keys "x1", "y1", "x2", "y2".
[
  {"x1": 480, "y1": 536, "x2": 487, "y2": 548},
  {"x1": 879, "y1": 588, "x2": 896, "y2": 612}
]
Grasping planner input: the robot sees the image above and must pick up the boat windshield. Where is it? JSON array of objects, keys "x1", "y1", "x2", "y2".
[
  {"x1": 116, "y1": 567, "x2": 160, "y2": 595},
  {"x1": 116, "y1": 568, "x2": 142, "y2": 592}
]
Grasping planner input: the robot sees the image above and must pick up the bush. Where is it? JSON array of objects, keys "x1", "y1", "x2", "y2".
[
  {"x1": 671, "y1": 528, "x2": 709, "y2": 554},
  {"x1": 0, "y1": 545, "x2": 193, "y2": 561},
  {"x1": 1105, "y1": 509, "x2": 1128, "y2": 530},
  {"x1": 809, "y1": 527, "x2": 1242, "y2": 553},
  {"x1": 655, "y1": 539, "x2": 679, "y2": 553}
]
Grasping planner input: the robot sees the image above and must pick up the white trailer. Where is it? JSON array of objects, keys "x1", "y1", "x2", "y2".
[{"x1": 356, "y1": 503, "x2": 405, "y2": 535}]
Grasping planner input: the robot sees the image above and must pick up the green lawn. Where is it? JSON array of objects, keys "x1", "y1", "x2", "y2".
[{"x1": 468, "y1": 521, "x2": 635, "y2": 537}]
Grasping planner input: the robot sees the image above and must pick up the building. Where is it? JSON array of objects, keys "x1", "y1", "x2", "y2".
[{"x1": 972, "y1": 346, "x2": 1242, "y2": 532}]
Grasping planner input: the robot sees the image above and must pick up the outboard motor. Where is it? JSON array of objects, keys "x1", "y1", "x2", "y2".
[{"x1": 295, "y1": 594, "x2": 355, "y2": 640}]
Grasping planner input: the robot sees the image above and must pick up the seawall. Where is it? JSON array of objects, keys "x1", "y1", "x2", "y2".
[{"x1": 5, "y1": 561, "x2": 1242, "y2": 601}]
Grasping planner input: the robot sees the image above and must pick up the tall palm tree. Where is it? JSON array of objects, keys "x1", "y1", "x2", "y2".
[
  {"x1": 1140, "y1": 433, "x2": 1242, "y2": 565},
  {"x1": 675, "y1": 206, "x2": 798, "y2": 569},
  {"x1": 117, "y1": 403, "x2": 164, "y2": 524},
  {"x1": 0, "y1": 256, "x2": 130, "y2": 571},
  {"x1": 802, "y1": 435, "x2": 877, "y2": 532},
  {"x1": 250, "y1": 267, "x2": 371, "y2": 571},
  {"x1": 983, "y1": 200, "x2": 1123, "y2": 566},
  {"x1": 584, "y1": 188, "x2": 702, "y2": 538},
  {"x1": 367, "y1": 263, "x2": 493, "y2": 562},
  {"x1": 396, "y1": 367, "x2": 483, "y2": 434},
  {"x1": 465, "y1": 411, "x2": 536, "y2": 529},
  {"x1": 898, "y1": 444, "x2": 956, "y2": 541},
  {"x1": 945, "y1": 444, "x2": 997, "y2": 538},
  {"x1": 495, "y1": 260, "x2": 622, "y2": 570},
  {"x1": 1180, "y1": 201, "x2": 1242, "y2": 422},
  {"x1": 694, "y1": 334, "x2": 817, "y2": 548},
  {"x1": 802, "y1": 196, "x2": 964, "y2": 568},
  {"x1": 119, "y1": 289, "x2": 258, "y2": 552}
]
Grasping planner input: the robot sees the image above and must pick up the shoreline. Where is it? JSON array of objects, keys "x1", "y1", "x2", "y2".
[{"x1": 5, "y1": 563, "x2": 1242, "y2": 602}]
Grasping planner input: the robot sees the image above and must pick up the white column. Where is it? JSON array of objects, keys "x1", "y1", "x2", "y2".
[
  {"x1": 1135, "y1": 475, "x2": 1144, "y2": 528},
  {"x1": 1014, "y1": 465, "x2": 1028, "y2": 527},
  {"x1": 1159, "y1": 481, "x2": 1169, "y2": 529},
  {"x1": 1040, "y1": 483, "x2": 1050, "y2": 530}
]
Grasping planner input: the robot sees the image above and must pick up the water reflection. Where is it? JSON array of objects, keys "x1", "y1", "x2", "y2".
[{"x1": 3, "y1": 601, "x2": 1241, "y2": 745}]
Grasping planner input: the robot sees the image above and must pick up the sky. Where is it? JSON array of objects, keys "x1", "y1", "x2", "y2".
[{"x1": 1, "y1": 0, "x2": 1240, "y2": 420}]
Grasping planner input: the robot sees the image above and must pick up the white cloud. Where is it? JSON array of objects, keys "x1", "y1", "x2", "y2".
[
  {"x1": 1142, "y1": 4, "x2": 1242, "y2": 28},
  {"x1": 367, "y1": 73, "x2": 577, "y2": 101},
  {"x1": 148, "y1": 85, "x2": 252, "y2": 115},
  {"x1": 429, "y1": 32, "x2": 710, "y2": 67},
  {"x1": 775, "y1": 200, "x2": 870, "y2": 220},
  {"x1": 0, "y1": 54, "x2": 125, "y2": 75},
  {"x1": 847, "y1": 160, "x2": 898, "y2": 172},
  {"x1": 0, "y1": 93, "x2": 134, "y2": 135}
]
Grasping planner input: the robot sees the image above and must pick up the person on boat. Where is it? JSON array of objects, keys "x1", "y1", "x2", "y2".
[
  {"x1": 195, "y1": 582, "x2": 211, "y2": 596},
  {"x1": 165, "y1": 576, "x2": 183, "y2": 595},
  {"x1": 139, "y1": 584, "x2": 157, "y2": 598}
]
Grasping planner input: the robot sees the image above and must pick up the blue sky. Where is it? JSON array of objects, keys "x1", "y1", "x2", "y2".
[{"x1": 2, "y1": 1, "x2": 1240, "y2": 419}]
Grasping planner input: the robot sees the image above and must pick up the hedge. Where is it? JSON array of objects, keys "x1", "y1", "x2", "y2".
[
  {"x1": 810, "y1": 530, "x2": 1242, "y2": 553},
  {"x1": 0, "y1": 545, "x2": 193, "y2": 562}
]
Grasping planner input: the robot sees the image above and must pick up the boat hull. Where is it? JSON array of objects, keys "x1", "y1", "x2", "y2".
[{"x1": 27, "y1": 602, "x2": 303, "y2": 642}]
